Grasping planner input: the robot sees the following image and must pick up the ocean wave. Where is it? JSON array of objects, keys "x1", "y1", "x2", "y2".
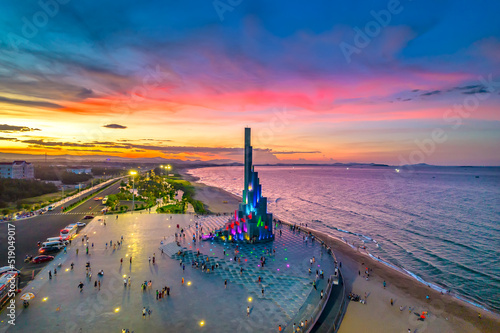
[{"x1": 188, "y1": 165, "x2": 500, "y2": 313}]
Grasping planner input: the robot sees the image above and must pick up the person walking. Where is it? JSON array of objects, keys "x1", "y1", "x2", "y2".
[
  {"x1": 76, "y1": 248, "x2": 79, "y2": 255},
  {"x1": 124, "y1": 278, "x2": 127, "y2": 287},
  {"x1": 142, "y1": 307, "x2": 146, "y2": 319},
  {"x1": 128, "y1": 277, "x2": 131, "y2": 287},
  {"x1": 320, "y1": 290, "x2": 324, "y2": 299},
  {"x1": 182, "y1": 277, "x2": 184, "y2": 285},
  {"x1": 224, "y1": 279, "x2": 227, "y2": 288},
  {"x1": 49, "y1": 271, "x2": 52, "y2": 279},
  {"x1": 98, "y1": 280, "x2": 101, "y2": 291},
  {"x1": 391, "y1": 298, "x2": 394, "y2": 306},
  {"x1": 149, "y1": 257, "x2": 151, "y2": 264},
  {"x1": 383, "y1": 280, "x2": 386, "y2": 288},
  {"x1": 247, "y1": 306, "x2": 250, "y2": 316},
  {"x1": 78, "y1": 282, "x2": 84, "y2": 292},
  {"x1": 130, "y1": 256, "x2": 132, "y2": 264}
]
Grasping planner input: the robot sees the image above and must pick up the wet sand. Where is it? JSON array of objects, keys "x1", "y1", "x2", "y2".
[{"x1": 181, "y1": 169, "x2": 500, "y2": 333}]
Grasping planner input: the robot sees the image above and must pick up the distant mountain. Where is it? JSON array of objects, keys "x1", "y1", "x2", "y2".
[{"x1": 0, "y1": 152, "x2": 235, "y2": 165}]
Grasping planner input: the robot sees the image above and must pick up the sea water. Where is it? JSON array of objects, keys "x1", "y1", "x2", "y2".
[{"x1": 189, "y1": 165, "x2": 500, "y2": 312}]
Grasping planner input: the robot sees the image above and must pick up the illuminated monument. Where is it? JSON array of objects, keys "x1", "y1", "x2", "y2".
[{"x1": 221, "y1": 128, "x2": 274, "y2": 242}]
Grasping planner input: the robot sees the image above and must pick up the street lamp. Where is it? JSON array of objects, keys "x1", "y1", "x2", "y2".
[
  {"x1": 160, "y1": 165, "x2": 164, "y2": 176},
  {"x1": 166, "y1": 164, "x2": 171, "y2": 179},
  {"x1": 130, "y1": 171, "x2": 137, "y2": 213}
]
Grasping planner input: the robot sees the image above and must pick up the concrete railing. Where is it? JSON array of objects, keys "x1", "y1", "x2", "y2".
[{"x1": 274, "y1": 218, "x2": 348, "y2": 333}]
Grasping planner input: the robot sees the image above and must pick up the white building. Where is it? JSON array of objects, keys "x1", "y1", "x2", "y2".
[{"x1": 0, "y1": 161, "x2": 35, "y2": 179}]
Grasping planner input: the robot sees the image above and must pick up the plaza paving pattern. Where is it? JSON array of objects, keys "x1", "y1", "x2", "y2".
[{"x1": 0, "y1": 214, "x2": 336, "y2": 333}]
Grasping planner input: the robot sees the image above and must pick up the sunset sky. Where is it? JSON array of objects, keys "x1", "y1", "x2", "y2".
[{"x1": 0, "y1": 0, "x2": 499, "y2": 165}]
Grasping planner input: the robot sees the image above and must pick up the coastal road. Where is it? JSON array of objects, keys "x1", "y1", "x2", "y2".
[{"x1": 0, "y1": 180, "x2": 122, "y2": 287}]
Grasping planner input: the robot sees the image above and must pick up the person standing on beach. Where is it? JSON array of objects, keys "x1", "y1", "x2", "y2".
[
  {"x1": 247, "y1": 306, "x2": 250, "y2": 316},
  {"x1": 142, "y1": 307, "x2": 146, "y2": 319},
  {"x1": 390, "y1": 298, "x2": 394, "y2": 306}
]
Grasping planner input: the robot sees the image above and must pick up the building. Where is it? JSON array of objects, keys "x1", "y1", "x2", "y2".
[
  {"x1": 66, "y1": 167, "x2": 92, "y2": 174},
  {"x1": 0, "y1": 161, "x2": 34, "y2": 179},
  {"x1": 219, "y1": 128, "x2": 274, "y2": 243}
]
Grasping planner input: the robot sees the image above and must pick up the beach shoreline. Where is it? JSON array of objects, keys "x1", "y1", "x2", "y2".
[{"x1": 179, "y1": 168, "x2": 500, "y2": 332}]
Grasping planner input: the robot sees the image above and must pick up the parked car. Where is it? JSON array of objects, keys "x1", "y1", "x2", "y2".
[
  {"x1": 83, "y1": 215, "x2": 94, "y2": 219},
  {"x1": 45, "y1": 237, "x2": 69, "y2": 245},
  {"x1": 32, "y1": 255, "x2": 54, "y2": 264},
  {"x1": 76, "y1": 222, "x2": 86, "y2": 227},
  {"x1": 38, "y1": 246, "x2": 60, "y2": 255},
  {"x1": 0, "y1": 266, "x2": 21, "y2": 275}
]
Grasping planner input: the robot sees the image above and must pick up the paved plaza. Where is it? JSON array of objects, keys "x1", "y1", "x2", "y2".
[{"x1": 0, "y1": 213, "x2": 337, "y2": 333}]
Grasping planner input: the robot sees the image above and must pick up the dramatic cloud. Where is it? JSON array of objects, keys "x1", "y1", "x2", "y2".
[
  {"x1": 103, "y1": 124, "x2": 127, "y2": 129},
  {"x1": 0, "y1": 124, "x2": 41, "y2": 132},
  {"x1": 0, "y1": 96, "x2": 62, "y2": 109},
  {"x1": 0, "y1": 1, "x2": 499, "y2": 164},
  {"x1": 22, "y1": 139, "x2": 96, "y2": 148},
  {"x1": 420, "y1": 90, "x2": 442, "y2": 97}
]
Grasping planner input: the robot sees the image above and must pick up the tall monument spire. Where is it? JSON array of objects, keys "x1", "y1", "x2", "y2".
[{"x1": 221, "y1": 127, "x2": 273, "y2": 242}]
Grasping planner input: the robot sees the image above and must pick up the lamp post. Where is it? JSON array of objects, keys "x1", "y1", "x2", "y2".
[
  {"x1": 130, "y1": 171, "x2": 137, "y2": 213},
  {"x1": 166, "y1": 164, "x2": 171, "y2": 179},
  {"x1": 160, "y1": 165, "x2": 164, "y2": 176}
]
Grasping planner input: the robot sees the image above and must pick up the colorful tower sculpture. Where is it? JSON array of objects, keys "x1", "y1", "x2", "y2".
[{"x1": 223, "y1": 128, "x2": 273, "y2": 242}]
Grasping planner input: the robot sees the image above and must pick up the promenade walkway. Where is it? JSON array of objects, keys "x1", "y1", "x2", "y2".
[{"x1": 0, "y1": 214, "x2": 337, "y2": 333}]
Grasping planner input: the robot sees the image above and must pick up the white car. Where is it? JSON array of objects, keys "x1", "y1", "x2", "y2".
[
  {"x1": 76, "y1": 222, "x2": 86, "y2": 227},
  {"x1": 0, "y1": 266, "x2": 21, "y2": 275}
]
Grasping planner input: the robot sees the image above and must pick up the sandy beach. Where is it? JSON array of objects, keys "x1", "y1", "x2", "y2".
[
  {"x1": 180, "y1": 169, "x2": 500, "y2": 333},
  {"x1": 179, "y1": 168, "x2": 242, "y2": 214}
]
